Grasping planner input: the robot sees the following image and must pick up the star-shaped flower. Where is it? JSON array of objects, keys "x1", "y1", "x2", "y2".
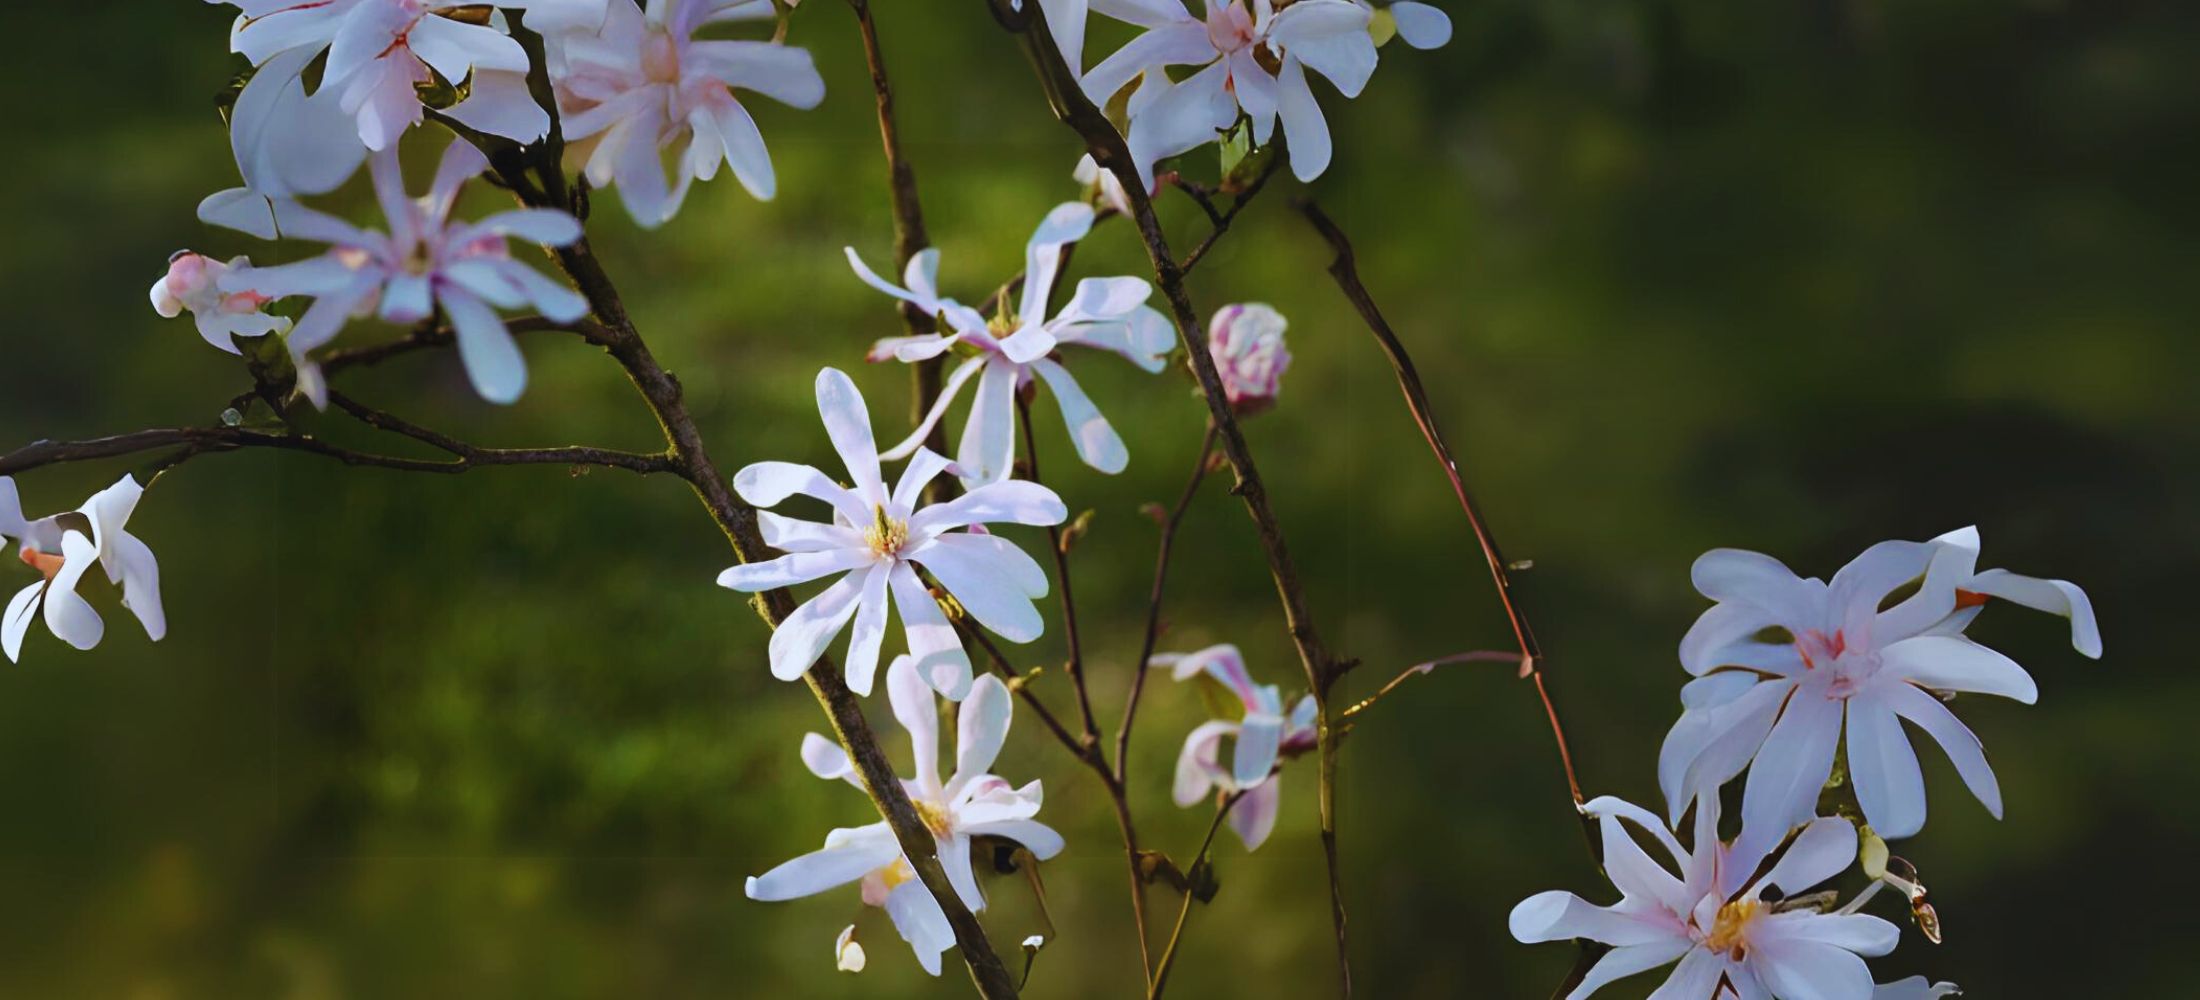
[
  {"x1": 1156, "y1": 643, "x2": 1317, "y2": 849},
  {"x1": 717, "y1": 368, "x2": 1068, "y2": 699},
  {"x1": 1, "y1": 476, "x2": 165, "y2": 664},
  {"x1": 746, "y1": 657, "x2": 1065, "y2": 976}
]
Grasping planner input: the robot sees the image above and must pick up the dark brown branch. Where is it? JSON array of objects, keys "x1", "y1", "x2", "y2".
[
  {"x1": 1339, "y1": 651, "x2": 1521, "y2": 721},
  {"x1": 1116, "y1": 424, "x2": 1218, "y2": 782},
  {"x1": 1295, "y1": 199, "x2": 1591, "y2": 831},
  {"x1": 955, "y1": 613, "x2": 1090, "y2": 766},
  {"x1": 1178, "y1": 156, "x2": 1283, "y2": 276},
  {"x1": 998, "y1": 7, "x2": 1356, "y2": 993},
  {"x1": 0, "y1": 424, "x2": 676, "y2": 479}
]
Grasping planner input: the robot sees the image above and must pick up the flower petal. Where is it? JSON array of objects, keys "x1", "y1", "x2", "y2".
[
  {"x1": 1031, "y1": 358, "x2": 1129, "y2": 475},
  {"x1": 887, "y1": 654, "x2": 944, "y2": 796},
  {"x1": 955, "y1": 675, "x2": 1014, "y2": 780},
  {"x1": 744, "y1": 827, "x2": 900, "y2": 901},
  {"x1": 1750, "y1": 938, "x2": 1877, "y2": 1000},
  {"x1": 440, "y1": 288, "x2": 528, "y2": 404},
  {"x1": 889, "y1": 564, "x2": 973, "y2": 701},
  {"x1": 764, "y1": 570, "x2": 867, "y2": 681},
  {"x1": 956, "y1": 360, "x2": 1020, "y2": 486},
  {"x1": 1879, "y1": 635, "x2": 2037, "y2": 704},
  {"x1": 1969, "y1": 567, "x2": 2101, "y2": 658},
  {"x1": 908, "y1": 479, "x2": 1069, "y2": 535},
  {"x1": 715, "y1": 547, "x2": 870, "y2": 592},
  {"x1": 1883, "y1": 680, "x2": 2003, "y2": 820},
  {"x1": 842, "y1": 564, "x2": 893, "y2": 697},
  {"x1": 1273, "y1": 56, "x2": 1333, "y2": 182},
  {"x1": 1739, "y1": 688, "x2": 1841, "y2": 851},
  {"x1": 1228, "y1": 778, "x2": 1282, "y2": 851},
  {"x1": 911, "y1": 533, "x2": 1048, "y2": 642},
  {"x1": 1568, "y1": 940, "x2": 1694, "y2": 1000},
  {"x1": 1508, "y1": 892, "x2": 1685, "y2": 949},
  {"x1": 1844, "y1": 691, "x2": 1927, "y2": 839}
]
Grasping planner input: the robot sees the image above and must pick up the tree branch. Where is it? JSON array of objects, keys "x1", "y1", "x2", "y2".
[
  {"x1": 1115, "y1": 423, "x2": 1218, "y2": 783},
  {"x1": 0, "y1": 424, "x2": 677, "y2": 479}
]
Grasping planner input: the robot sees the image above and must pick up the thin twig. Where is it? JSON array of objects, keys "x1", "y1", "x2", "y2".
[
  {"x1": 0, "y1": 425, "x2": 676, "y2": 479},
  {"x1": 1146, "y1": 791, "x2": 1244, "y2": 1000},
  {"x1": 1116, "y1": 424, "x2": 1219, "y2": 782},
  {"x1": 954, "y1": 613, "x2": 1091, "y2": 766},
  {"x1": 1178, "y1": 156, "x2": 1283, "y2": 276},
  {"x1": 1014, "y1": 393, "x2": 1100, "y2": 749},
  {"x1": 1340, "y1": 651, "x2": 1521, "y2": 721},
  {"x1": 318, "y1": 315, "x2": 615, "y2": 376}
]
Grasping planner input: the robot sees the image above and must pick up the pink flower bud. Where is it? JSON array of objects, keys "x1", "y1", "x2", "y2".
[{"x1": 1208, "y1": 303, "x2": 1291, "y2": 414}]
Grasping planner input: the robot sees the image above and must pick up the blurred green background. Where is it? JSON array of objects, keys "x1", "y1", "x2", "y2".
[{"x1": 1, "y1": 1, "x2": 2193, "y2": 996}]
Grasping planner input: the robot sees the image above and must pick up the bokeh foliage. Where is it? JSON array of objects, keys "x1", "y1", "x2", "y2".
[{"x1": 0, "y1": 1, "x2": 2193, "y2": 996}]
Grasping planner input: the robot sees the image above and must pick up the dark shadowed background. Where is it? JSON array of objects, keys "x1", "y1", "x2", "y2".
[{"x1": 1, "y1": 1, "x2": 2193, "y2": 996}]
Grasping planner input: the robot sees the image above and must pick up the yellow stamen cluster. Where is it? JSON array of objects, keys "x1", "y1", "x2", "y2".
[
  {"x1": 912, "y1": 798, "x2": 954, "y2": 839},
  {"x1": 1704, "y1": 899, "x2": 1758, "y2": 959},
  {"x1": 864, "y1": 505, "x2": 909, "y2": 559}
]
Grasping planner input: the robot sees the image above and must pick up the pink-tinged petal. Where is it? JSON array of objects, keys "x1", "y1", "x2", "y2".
[
  {"x1": 886, "y1": 655, "x2": 944, "y2": 796},
  {"x1": 1754, "y1": 816, "x2": 1855, "y2": 897},
  {"x1": 732, "y1": 462, "x2": 870, "y2": 525},
  {"x1": 1749, "y1": 939, "x2": 1877, "y2": 1000},
  {"x1": 1388, "y1": 2, "x2": 1453, "y2": 48},
  {"x1": 1598, "y1": 810, "x2": 1692, "y2": 917},
  {"x1": 744, "y1": 827, "x2": 901, "y2": 900},
  {"x1": 890, "y1": 449, "x2": 958, "y2": 514},
  {"x1": 689, "y1": 40, "x2": 825, "y2": 108},
  {"x1": 608, "y1": 115, "x2": 678, "y2": 227},
  {"x1": 343, "y1": 55, "x2": 428, "y2": 151},
  {"x1": 962, "y1": 818, "x2": 1063, "y2": 860},
  {"x1": 1080, "y1": 21, "x2": 1214, "y2": 105},
  {"x1": 842, "y1": 565, "x2": 893, "y2": 697},
  {"x1": 1844, "y1": 692, "x2": 1927, "y2": 839},
  {"x1": 1969, "y1": 568, "x2": 2101, "y2": 658},
  {"x1": 1680, "y1": 601, "x2": 1796, "y2": 676},
  {"x1": 911, "y1": 533, "x2": 1047, "y2": 642},
  {"x1": 42, "y1": 532, "x2": 105, "y2": 652},
  {"x1": 1883, "y1": 681, "x2": 2003, "y2": 820},
  {"x1": 758, "y1": 512, "x2": 862, "y2": 554},
  {"x1": 285, "y1": 272, "x2": 383, "y2": 355},
  {"x1": 3, "y1": 583, "x2": 41, "y2": 663},
  {"x1": 955, "y1": 675, "x2": 1014, "y2": 780},
  {"x1": 1091, "y1": 0, "x2": 1196, "y2": 29},
  {"x1": 909, "y1": 480, "x2": 1068, "y2": 535},
  {"x1": 1021, "y1": 202, "x2": 1097, "y2": 331},
  {"x1": 229, "y1": 47, "x2": 368, "y2": 198},
  {"x1": 715, "y1": 548, "x2": 870, "y2": 592},
  {"x1": 763, "y1": 570, "x2": 867, "y2": 681},
  {"x1": 440, "y1": 288, "x2": 528, "y2": 404},
  {"x1": 1879, "y1": 635, "x2": 2037, "y2": 704},
  {"x1": 1268, "y1": 0, "x2": 1376, "y2": 97},
  {"x1": 1566, "y1": 940, "x2": 1694, "y2": 1000},
  {"x1": 888, "y1": 564, "x2": 972, "y2": 701},
  {"x1": 324, "y1": 1, "x2": 412, "y2": 91},
  {"x1": 1173, "y1": 720, "x2": 1233, "y2": 806},
  {"x1": 800, "y1": 731, "x2": 859, "y2": 785},
  {"x1": 1758, "y1": 911, "x2": 1899, "y2": 957},
  {"x1": 815, "y1": 368, "x2": 887, "y2": 506},
  {"x1": 1031, "y1": 359, "x2": 1129, "y2": 475},
  {"x1": 1163, "y1": 643, "x2": 1262, "y2": 706},
  {"x1": 1739, "y1": 689, "x2": 1841, "y2": 850},
  {"x1": 956, "y1": 360, "x2": 1021, "y2": 486},
  {"x1": 1228, "y1": 778, "x2": 1282, "y2": 850},
  {"x1": 1273, "y1": 56, "x2": 1333, "y2": 181},
  {"x1": 1124, "y1": 58, "x2": 1236, "y2": 190},
  {"x1": 230, "y1": 255, "x2": 364, "y2": 301},
  {"x1": 1509, "y1": 891, "x2": 1686, "y2": 949},
  {"x1": 883, "y1": 881, "x2": 954, "y2": 976},
  {"x1": 1658, "y1": 678, "x2": 1787, "y2": 825}
]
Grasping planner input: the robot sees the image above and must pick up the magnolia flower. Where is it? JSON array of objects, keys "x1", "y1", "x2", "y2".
[
  {"x1": 848, "y1": 202, "x2": 1176, "y2": 486},
  {"x1": 214, "y1": 0, "x2": 553, "y2": 195},
  {"x1": 545, "y1": 0, "x2": 824, "y2": 227},
  {"x1": 1155, "y1": 644, "x2": 1317, "y2": 850},
  {"x1": 1511, "y1": 794, "x2": 1900, "y2": 1000},
  {"x1": 1014, "y1": 0, "x2": 1092, "y2": 71},
  {"x1": 1072, "y1": 153, "x2": 1150, "y2": 217},
  {"x1": 1208, "y1": 302, "x2": 1290, "y2": 413},
  {"x1": 150, "y1": 252, "x2": 291, "y2": 353},
  {"x1": 746, "y1": 658, "x2": 1065, "y2": 976},
  {"x1": 1659, "y1": 527, "x2": 2101, "y2": 850},
  {"x1": 717, "y1": 369, "x2": 1068, "y2": 699},
  {"x1": 1080, "y1": 0, "x2": 1395, "y2": 185},
  {"x1": 207, "y1": 139, "x2": 588, "y2": 407},
  {"x1": 1, "y1": 476, "x2": 165, "y2": 664}
]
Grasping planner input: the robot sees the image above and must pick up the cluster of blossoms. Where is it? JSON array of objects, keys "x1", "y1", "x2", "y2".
[{"x1": 1511, "y1": 528, "x2": 2097, "y2": 998}]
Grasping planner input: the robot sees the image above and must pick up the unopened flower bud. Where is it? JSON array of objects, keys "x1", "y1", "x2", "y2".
[
  {"x1": 1208, "y1": 303, "x2": 1291, "y2": 415},
  {"x1": 834, "y1": 924, "x2": 866, "y2": 973}
]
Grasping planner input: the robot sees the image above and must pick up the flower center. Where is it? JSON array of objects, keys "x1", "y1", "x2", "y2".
[
  {"x1": 877, "y1": 857, "x2": 917, "y2": 891},
  {"x1": 864, "y1": 505, "x2": 910, "y2": 560},
  {"x1": 1703, "y1": 899, "x2": 1758, "y2": 960},
  {"x1": 642, "y1": 29, "x2": 682, "y2": 84},
  {"x1": 1206, "y1": 0, "x2": 1256, "y2": 51},
  {"x1": 400, "y1": 238, "x2": 436, "y2": 276},
  {"x1": 912, "y1": 798, "x2": 955, "y2": 839},
  {"x1": 18, "y1": 547, "x2": 64, "y2": 583},
  {"x1": 1795, "y1": 628, "x2": 1845, "y2": 669}
]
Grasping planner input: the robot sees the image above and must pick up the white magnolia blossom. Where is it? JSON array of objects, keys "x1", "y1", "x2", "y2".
[
  {"x1": 150, "y1": 252, "x2": 291, "y2": 353},
  {"x1": 206, "y1": 139, "x2": 588, "y2": 407},
  {"x1": 717, "y1": 369, "x2": 1068, "y2": 699},
  {"x1": 543, "y1": 0, "x2": 824, "y2": 227},
  {"x1": 747, "y1": 658, "x2": 1065, "y2": 976},
  {"x1": 213, "y1": 0, "x2": 555, "y2": 196},
  {"x1": 1659, "y1": 527, "x2": 2101, "y2": 851},
  {"x1": 1080, "y1": 0, "x2": 1448, "y2": 186},
  {"x1": 1512, "y1": 794, "x2": 1900, "y2": 1000},
  {"x1": 1208, "y1": 302, "x2": 1290, "y2": 413},
  {"x1": 849, "y1": 202, "x2": 1176, "y2": 486},
  {"x1": 1156, "y1": 643, "x2": 1317, "y2": 850},
  {"x1": 1, "y1": 476, "x2": 165, "y2": 664}
]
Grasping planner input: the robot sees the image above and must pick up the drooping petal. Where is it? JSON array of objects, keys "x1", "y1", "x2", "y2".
[
  {"x1": 956, "y1": 360, "x2": 1020, "y2": 486},
  {"x1": 941, "y1": 832, "x2": 984, "y2": 912},
  {"x1": 882, "y1": 880, "x2": 955, "y2": 977},
  {"x1": 1228, "y1": 778, "x2": 1282, "y2": 850},
  {"x1": 1750, "y1": 938, "x2": 1878, "y2": 1000},
  {"x1": 886, "y1": 655, "x2": 944, "y2": 797},
  {"x1": 763, "y1": 570, "x2": 867, "y2": 681},
  {"x1": 1267, "y1": 0, "x2": 1377, "y2": 97},
  {"x1": 1173, "y1": 720, "x2": 1234, "y2": 806},
  {"x1": 1273, "y1": 56, "x2": 1333, "y2": 182},
  {"x1": 440, "y1": 288, "x2": 529, "y2": 404},
  {"x1": 1968, "y1": 568, "x2": 2101, "y2": 658},
  {"x1": 3, "y1": 584, "x2": 43, "y2": 663},
  {"x1": 911, "y1": 533, "x2": 1048, "y2": 643},
  {"x1": 1031, "y1": 359, "x2": 1130, "y2": 475},
  {"x1": 842, "y1": 565, "x2": 893, "y2": 697},
  {"x1": 1879, "y1": 635, "x2": 2038, "y2": 704},
  {"x1": 1739, "y1": 690, "x2": 1842, "y2": 850},
  {"x1": 1883, "y1": 681, "x2": 2004, "y2": 820},
  {"x1": 1123, "y1": 58, "x2": 1236, "y2": 190},
  {"x1": 889, "y1": 564, "x2": 973, "y2": 701},
  {"x1": 1388, "y1": 2, "x2": 1454, "y2": 48},
  {"x1": 800, "y1": 731, "x2": 861, "y2": 785},
  {"x1": 1844, "y1": 691, "x2": 1927, "y2": 839}
]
